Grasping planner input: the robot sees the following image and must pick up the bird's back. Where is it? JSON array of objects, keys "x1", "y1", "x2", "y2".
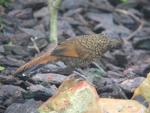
[{"x1": 51, "y1": 34, "x2": 115, "y2": 67}]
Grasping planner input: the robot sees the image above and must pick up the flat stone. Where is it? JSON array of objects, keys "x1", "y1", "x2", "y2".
[
  {"x1": 4, "y1": 99, "x2": 39, "y2": 113},
  {"x1": 0, "y1": 85, "x2": 26, "y2": 106},
  {"x1": 34, "y1": 7, "x2": 49, "y2": 18},
  {"x1": 20, "y1": 0, "x2": 47, "y2": 8},
  {"x1": 0, "y1": 45, "x2": 5, "y2": 53},
  {"x1": 32, "y1": 73, "x2": 67, "y2": 84},
  {"x1": 23, "y1": 84, "x2": 56, "y2": 101},
  {"x1": 8, "y1": 8, "x2": 33, "y2": 19},
  {"x1": 61, "y1": 0, "x2": 90, "y2": 10},
  {"x1": 120, "y1": 77, "x2": 145, "y2": 93}
]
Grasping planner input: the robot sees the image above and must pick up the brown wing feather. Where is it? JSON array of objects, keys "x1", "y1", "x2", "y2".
[{"x1": 51, "y1": 39, "x2": 80, "y2": 57}]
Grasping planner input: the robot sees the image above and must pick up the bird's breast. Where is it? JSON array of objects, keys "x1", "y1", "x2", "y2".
[{"x1": 61, "y1": 57, "x2": 93, "y2": 68}]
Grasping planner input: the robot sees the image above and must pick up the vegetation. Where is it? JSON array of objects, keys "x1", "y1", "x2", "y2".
[
  {"x1": 120, "y1": 0, "x2": 128, "y2": 3},
  {"x1": 0, "y1": 0, "x2": 11, "y2": 6}
]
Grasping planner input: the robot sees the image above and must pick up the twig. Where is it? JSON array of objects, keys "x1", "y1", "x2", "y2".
[
  {"x1": 115, "y1": 8, "x2": 144, "y2": 41},
  {"x1": 126, "y1": 21, "x2": 144, "y2": 41},
  {"x1": 48, "y1": 0, "x2": 61, "y2": 44},
  {"x1": 30, "y1": 37, "x2": 40, "y2": 53}
]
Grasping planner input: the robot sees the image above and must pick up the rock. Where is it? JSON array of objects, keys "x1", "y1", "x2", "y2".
[
  {"x1": 8, "y1": 8, "x2": 33, "y2": 19},
  {"x1": 0, "y1": 5, "x2": 5, "y2": 15},
  {"x1": 131, "y1": 73, "x2": 150, "y2": 105},
  {"x1": 95, "y1": 76, "x2": 127, "y2": 98},
  {"x1": 126, "y1": 50, "x2": 150, "y2": 70},
  {"x1": 39, "y1": 62, "x2": 73, "y2": 75},
  {"x1": 113, "y1": 12, "x2": 137, "y2": 30},
  {"x1": 61, "y1": 0, "x2": 90, "y2": 10},
  {"x1": 91, "y1": 0, "x2": 114, "y2": 12},
  {"x1": 58, "y1": 19, "x2": 76, "y2": 39},
  {"x1": 142, "y1": 6, "x2": 150, "y2": 19},
  {"x1": 10, "y1": 33, "x2": 31, "y2": 46},
  {"x1": 34, "y1": 24, "x2": 46, "y2": 33},
  {"x1": 120, "y1": 77, "x2": 145, "y2": 93},
  {"x1": 34, "y1": 7, "x2": 49, "y2": 18},
  {"x1": 86, "y1": 13, "x2": 114, "y2": 23},
  {"x1": 42, "y1": 64, "x2": 62, "y2": 73},
  {"x1": 83, "y1": 67, "x2": 106, "y2": 83},
  {"x1": 56, "y1": 61, "x2": 67, "y2": 69},
  {"x1": 133, "y1": 37, "x2": 150, "y2": 50},
  {"x1": 107, "y1": 71, "x2": 124, "y2": 78},
  {"x1": 0, "y1": 85, "x2": 26, "y2": 106},
  {"x1": 0, "y1": 75, "x2": 21, "y2": 84},
  {"x1": 19, "y1": 28, "x2": 46, "y2": 38},
  {"x1": 0, "y1": 56, "x2": 24, "y2": 67},
  {"x1": 20, "y1": 0, "x2": 47, "y2": 10},
  {"x1": 4, "y1": 45, "x2": 29, "y2": 57},
  {"x1": 40, "y1": 15, "x2": 49, "y2": 30},
  {"x1": 32, "y1": 73, "x2": 67, "y2": 84},
  {"x1": 86, "y1": 12, "x2": 130, "y2": 37},
  {"x1": 23, "y1": 84, "x2": 57, "y2": 101},
  {"x1": 63, "y1": 8, "x2": 83, "y2": 17},
  {"x1": 98, "y1": 98, "x2": 148, "y2": 113},
  {"x1": 101, "y1": 25, "x2": 130, "y2": 38},
  {"x1": 63, "y1": 16, "x2": 83, "y2": 27},
  {"x1": 0, "y1": 104, "x2": 6, "y2": 113},
  {"x1": 123, "y1": 64, "x2": 150, "y2": 77},
  {"x1": 0, "y1": 45, "x2": 5, "y2": 53},
  {"x1": 2, "y1": 15, "x2": 20, "y2": 27},
  {"x1": 20, "y1": 19, "x2": 37, "y2": 28},
  {"x1": 113, "y1": 50, "x2": 128, "y2": 67},
  {"x1": 78, "y1": 26, "x2": 94, "y2": 34},
  {"x1": 38, "y1": 78, "x2": 101, "y2": 113},
  {"x1": 38, "y1": 76, "x2": 148, "y2": 113},
  {"x1": 4, "y1": 99, "x2": 39, "y2": 113},
  {"x1": 0, "y1": 35, "x2": 10, "y2": 44}
]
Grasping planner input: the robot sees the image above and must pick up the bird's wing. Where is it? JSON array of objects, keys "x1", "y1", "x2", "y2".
[
  {"x1": 51, "y1": 37, "x2": 95, "y2": 59},
  {"x1": 51, "y1": 39, "x2": 80, "y2": 58}
]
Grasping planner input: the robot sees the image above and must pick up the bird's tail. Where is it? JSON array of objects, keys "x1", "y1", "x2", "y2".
[{"x1": 13, "y1": 52, "x2": 59, "y2": 76}]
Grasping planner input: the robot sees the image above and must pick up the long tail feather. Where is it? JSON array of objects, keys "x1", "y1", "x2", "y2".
[{"x1": 13, "y1": 52, "x2": 58, "y2": 76}]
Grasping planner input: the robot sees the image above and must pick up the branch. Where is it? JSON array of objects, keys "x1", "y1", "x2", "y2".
[
  {"x1": 48, "y1": 0, "x2": 61, "y2": 44},
  {"x1": 115, "y1": 9, "x2": 144, "y2": 41}
]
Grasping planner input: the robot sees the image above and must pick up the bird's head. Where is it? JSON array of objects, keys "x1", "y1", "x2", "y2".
[{"x1": 109, "y1": 37, "x2": 123, "y2": 49}]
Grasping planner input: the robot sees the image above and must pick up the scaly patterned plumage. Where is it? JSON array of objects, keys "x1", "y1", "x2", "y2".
[{"x1": 13, "y1": 34, "x2": 122, "y2": 75}]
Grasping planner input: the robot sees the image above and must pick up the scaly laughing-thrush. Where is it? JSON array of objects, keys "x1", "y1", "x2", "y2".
[{"x1": 13, "y1": 34, "x2": 123, "y2": 76}]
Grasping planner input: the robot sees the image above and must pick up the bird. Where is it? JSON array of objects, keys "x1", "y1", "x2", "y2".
[{"x1": 13, "y1": 34, "x2": 123, "y2": 76}]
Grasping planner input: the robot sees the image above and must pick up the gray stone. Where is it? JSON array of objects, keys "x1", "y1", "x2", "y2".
[
  {"x1": 4, "y1": 99, "x2": 39, "y2": 113},
  {"x1": 34, "y1": 7, "x2": 49, "y2": 18},
  {"x1": 61, "y1": 0, "x2": 89, "y2": 10},
  {"x1": 0, "y1": 85, "x2": 26, "y2": 106}
]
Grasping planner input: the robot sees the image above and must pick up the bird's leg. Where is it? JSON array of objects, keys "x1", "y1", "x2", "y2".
[
  {"x1": 73, "y1": 68, "x2": 94, "y2": 86},
  {"x1": 73, "y1": 68, "x2": 88, "y2": 80},
  {"x1": 91, "y1": 62, "x2": 106, "y2": 75},
  {"x1": 92, "y1": 62, "x2": 102, "y2": 69}
]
